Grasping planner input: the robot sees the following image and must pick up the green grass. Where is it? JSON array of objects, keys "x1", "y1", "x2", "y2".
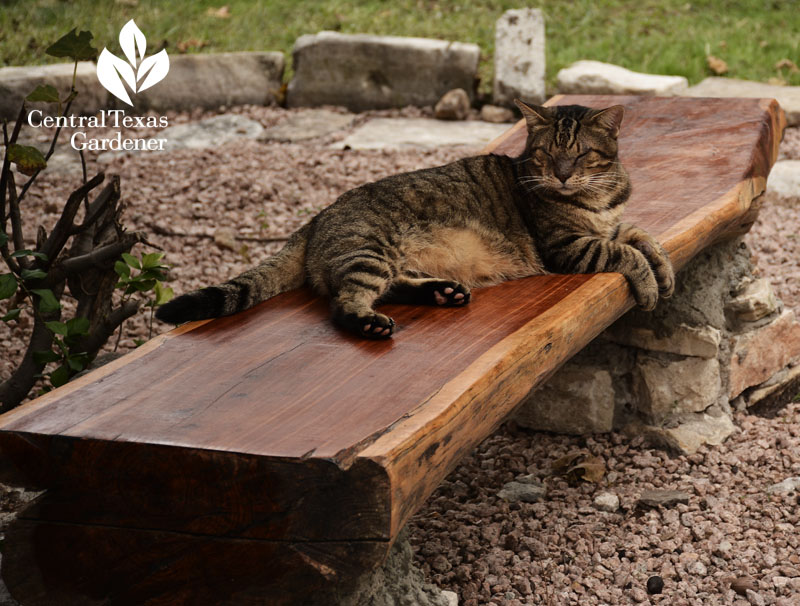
[{"x1": 1, "y1": 0, "x2": 799, "y2": 95}]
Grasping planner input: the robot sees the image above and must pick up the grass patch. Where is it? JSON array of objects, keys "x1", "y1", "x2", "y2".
[{"x1": 1, "y1": 0, "x2": 799, "y2": 95}]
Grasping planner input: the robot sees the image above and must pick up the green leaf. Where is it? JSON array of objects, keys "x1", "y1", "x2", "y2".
[
  {"x1": 1, "y1": 308, "x2": 21, "y2": 322},
  {"x1": 33, "y1": 349, "x2": 60, "y2": 365},
  {"x1": 133, "y1": 279, "x2": 156, "y2": 292},
  {"x1": 49, "y1": 365, "x2": 70, "y2": 388},
  {"x1": 114, "y1": 260, "x2": 131, "y2": 279},
  {"x1": 66, "y1": 356, "x2": 86, "y2": 372},
  {"x1": 0, "y1": 274, "x2": 17, "y2": 300},
  {"x1": 45, "y1": 29, "x2": 97, "y2": 61},
  {"x1": 7, "y1": 144, "x2": 47, "y2": 176},
  {"x1": 154, "y1": 281, "x2": 174, "y2": 306},
  {"x1": 26, "y1": 84, "x2": 60, "y2": 104},
  {"x1": 45, "y1": 320, "x2": 68, "y2": 336},
  {"x1": 141, "y1": 252, "x2": 164, "y2": 269},
  {"x1": 9, "y1": 249, "x2": 47, "y2": 261},
  {"x1": 0, "y1": 232, "x2": 8, "y2": 247},
  {"x1": 121, "y1": 253, "x2": 141, "y2": 270},
  {"x1": 21, "y1": 268, "x2": 47, "y2": 281},
  {"x1": 31, "y1": 288, "x2": 60, "y2": 313},
  {"x1": 66, "y1": 317, "x2": 90, "y2": 336}
]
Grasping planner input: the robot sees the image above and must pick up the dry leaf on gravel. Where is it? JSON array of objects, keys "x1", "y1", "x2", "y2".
[
  {"x1": 206, "y1": 5, "x2": 231, "y2": 18},
  {"x1": 706, "y1": 54, "x2": 729, "y2": 75},
  {"x1": 552, "y1": 450, "x2": 606, "y2": 484}
]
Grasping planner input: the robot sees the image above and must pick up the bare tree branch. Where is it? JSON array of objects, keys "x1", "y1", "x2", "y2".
[
  {"x1": 40, "y1": 172, "x2": 104, "y2": 262},
  {"x1": 5, "y1": 170, "x2": 29, "y2": 270},
  {"x1": 75, "y1": 300, "x2": 140, "y2": 357},
  {"x1": 60, "y1": 233, "x2": 145, "y2": 274}
]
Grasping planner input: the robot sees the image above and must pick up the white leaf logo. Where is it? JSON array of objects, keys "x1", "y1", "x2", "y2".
[{"x1": 96, "y1": 20, "x2": 170, "y2": 106}]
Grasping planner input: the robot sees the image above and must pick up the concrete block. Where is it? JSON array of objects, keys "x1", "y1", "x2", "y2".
[
  {"x1": 515, "y1": 363, "x2": 615, "y2": 434},
  {"x1": 0, "y1": 61, "x2": 107, "y2": 120},
  {"x1": 288, "y1": 32, "x2": 479, "y2": 111},
  {"x1": 605, "y1": 323, "x2": 721, "y2": 358},
  {"x1": 725, "y1": 278, "x2": 779, "y2": 323},
  {"x1": 729, "y1": 309, "x2": 800, "y2": 398},
  {"x1": 493, "y1": 9, "x2": 546, "y2": 106},
  {"x1": 633, "y1": 354, "x2": 721, "y2": 423},
  {"x1": 133, "y1": 52, "x2": 285, "y2": 112}
]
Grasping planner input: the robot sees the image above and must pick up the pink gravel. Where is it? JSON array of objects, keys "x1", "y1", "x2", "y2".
[{"x1": 1, "y1": 106, "x2": 799, "y2": 605}]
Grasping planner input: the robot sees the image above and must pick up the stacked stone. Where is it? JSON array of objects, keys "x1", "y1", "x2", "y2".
[{"x1": 515, "y1": 238, "x2": 800, "y2": 453}]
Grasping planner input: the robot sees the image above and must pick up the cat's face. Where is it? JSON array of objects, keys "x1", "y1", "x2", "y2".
[{"x1": 515, "y1": 100, "x2": 624, "y2": 197}]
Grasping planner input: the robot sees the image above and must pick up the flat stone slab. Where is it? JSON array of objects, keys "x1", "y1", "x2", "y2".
[
  {"x1": 97, "y1": 114, "x2": 263, "y2": 162},
  {"x1": 260, "y1": 109, "x2": 355, "y2": 142},
  {"x1": 686, "y1": 77, "x2": 800, "y2": 126},
  {"x1": 557, "y1": 60, "x2": 688, "y2": 96},
  {"x1": 287, "y1": 31, "x2": 480, "y2": 111},
  {"x1": 767, "y1": 160, "x2": 800, "y2": 197},
  {"x1": 336, "y1": 117, "x2": 508, "y2": 150}
]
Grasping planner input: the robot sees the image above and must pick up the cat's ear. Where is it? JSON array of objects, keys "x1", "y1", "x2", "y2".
[
  {"x1": 590, "y1": 105, "x2": 625, "y2": 139},
  {"x1": 515, "y1": 99, "x2": 551, "y2": 130}
]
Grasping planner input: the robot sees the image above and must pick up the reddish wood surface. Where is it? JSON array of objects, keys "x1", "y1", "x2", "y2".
[{"x1": 0, "y1": 96, "x2": 785, "y2": 605}]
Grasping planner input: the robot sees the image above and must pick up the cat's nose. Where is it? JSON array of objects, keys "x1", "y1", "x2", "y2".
[{"x1": 554, "y1": 161, "x2": 574, "y2": 184}]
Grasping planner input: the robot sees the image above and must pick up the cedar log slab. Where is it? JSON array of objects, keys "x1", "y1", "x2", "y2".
[{"x1": 0, "y1": 96, "x2": 785, "y2": 605}]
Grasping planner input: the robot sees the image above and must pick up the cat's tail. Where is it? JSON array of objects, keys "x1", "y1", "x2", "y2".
[{"x1": 155, "y1": 224, "x2": 311, "y2": 324}]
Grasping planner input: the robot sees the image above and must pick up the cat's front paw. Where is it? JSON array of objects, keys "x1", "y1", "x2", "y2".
[
  {"x1": 627, "y1": 264, "x2": 660, "y2": 311},
  {"x1": 630, "y1": 239, "x2": 674, "y2": 299},
  {"x1": 339, "y1": 311, "x2": 395, "y2": 339}
]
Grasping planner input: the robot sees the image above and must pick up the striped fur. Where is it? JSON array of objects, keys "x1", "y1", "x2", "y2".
[{"x1": 157, "y1": 101, "x2": 674, "y2": 338}]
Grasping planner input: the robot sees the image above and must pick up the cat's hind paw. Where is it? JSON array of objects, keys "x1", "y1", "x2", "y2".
[
  {"x1": 432, "y1": 282, "x2": 471, "y2": 306},
  {"x1": 338, "y1": 311, "x2": 395, "y2": 339}
]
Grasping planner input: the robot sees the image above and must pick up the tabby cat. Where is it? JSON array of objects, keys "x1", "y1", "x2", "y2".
[{"x1": 157, "y1": 100, "x2": 675, "y2": 338}]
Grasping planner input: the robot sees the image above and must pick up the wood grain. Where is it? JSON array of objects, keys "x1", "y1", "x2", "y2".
[{"x1": 0, "y1": 96, "x2": 785, "y2": 604}]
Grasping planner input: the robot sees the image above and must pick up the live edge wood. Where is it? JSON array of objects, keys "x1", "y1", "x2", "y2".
[{"x1": 0, "y1": 96, "x2": 785, "y2": 605}]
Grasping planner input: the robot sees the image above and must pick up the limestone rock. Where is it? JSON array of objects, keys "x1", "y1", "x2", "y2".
[
  {"x1": 645, "y1": 412, "x2": 736, "y2": 454},
  {"x1": 685, "y1": 77, "x2": 800, "y2": 126},
  {"x1": 442, "y1": 590, "x2": 458, "y2": 606},
  {"x1": 637, "y1": 489, "x2": 691, "y2": 508},
  {"x1": 633, "y1": 354, "x2": 721, "y2": 423},
  {"x1": 213, "y1": 228, "x2": 237, "y2": 251},
  {"x1": 493, "y1": 8, "x2": 546, "y2": 107},
  {"x1": 729, "y1": 309, "x2": 800, "y2": 398},
  {"x1": 743, "y1": 363, "x2": 800, "y2": 412},
  {"x1": 726, "y1": 278, "x2": 779, "y2": 323},
  {"x1": 605, "y1": 323, "x2": 721, "y2": 358},
  {"x1": 593, "y1": 492, "x2": 620, "y2": 513},
  {"x1": 515, "y1": 363, "x2": 614, "y2": 434},
  {"x1": 480, "y1": 104, "x2": 516, "y2": 123},
  {"x1": 497, "y1": 479, "x2": 547, "y2": 503},
  {"x1": 260, "y1": 109, "x2": 355, "y2": 142},
  {"x1": 556, "y1": 60, "x2": 688, "y2": 96},
  {"x1": 767, "y1": 477, "x2": 800, "y2": 494},
  {"x1": 434, "y1": 88, "x2": 470, "y2": 120},
  {"x1": 767, "y1": 160, "x2": 800, "y2": 198},
  {"x1": 133, "y1": 52, "x2": 284, "y2": 112},
  {"x1": 335, "y1": 117, "x2": 507, "y2": 150},
  {"x1": 288, "y1": 32, "x2": 479, "y2": 111},
  {"x1": 0, "y1": 61, "x2": 107, "y2": 120}
]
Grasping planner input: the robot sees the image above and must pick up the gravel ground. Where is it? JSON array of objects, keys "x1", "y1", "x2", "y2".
[{"x1": 1, "y1": 106, "x2": 799, "y2": 605}]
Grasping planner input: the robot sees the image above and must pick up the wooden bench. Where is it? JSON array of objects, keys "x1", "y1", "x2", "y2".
[{"x1": 0, "y1": 95, "x2": 784, "y2": 605}]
